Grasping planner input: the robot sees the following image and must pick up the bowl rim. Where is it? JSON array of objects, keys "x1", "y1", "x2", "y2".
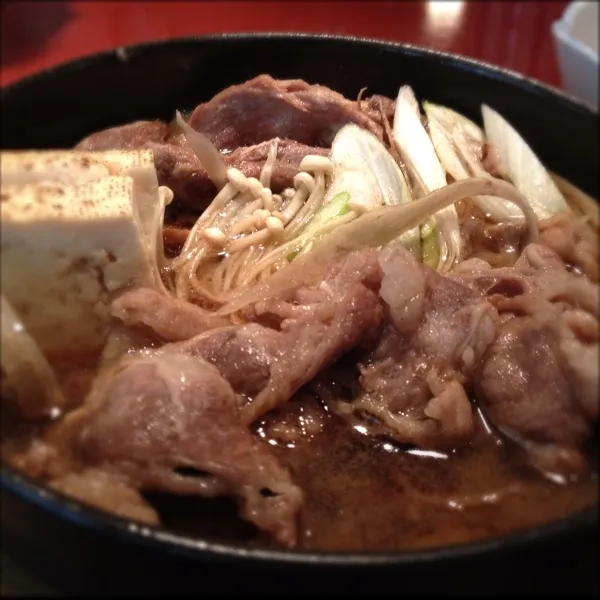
[
  {"x1": 1, "y1": 31, "x2": 596, "y2": 116},
  {"x1": 3, "y1": 463, "x2": 597, "y2": 566},
  {"x1": 1, "y1": 31, "x2": 598, "y2": 566}
]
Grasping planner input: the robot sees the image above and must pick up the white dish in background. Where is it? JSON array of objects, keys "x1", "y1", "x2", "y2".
[{"x1": 552, "y1": 1, "x2": 598, "y2": 111}]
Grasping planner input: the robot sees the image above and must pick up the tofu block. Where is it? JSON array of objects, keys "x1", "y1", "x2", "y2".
[
  {"x1": 0, "y1": 149, "x2": 156, "y2": 186},
  {"x1": 1, "y1": 150, "x2": 170, "y2": 359}
]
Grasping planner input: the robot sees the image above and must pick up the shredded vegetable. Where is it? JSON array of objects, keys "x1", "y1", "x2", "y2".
[{"x1": 218, "y1": 176, "x2": 539, "y2": 316}]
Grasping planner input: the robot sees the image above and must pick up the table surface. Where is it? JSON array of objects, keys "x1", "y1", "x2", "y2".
[
  {"x1": 2, "y1": 0, "x2": 569, "y2": 89},
  {"x1": 0, "y1": 0, "x2": 575, "y2": 596}
]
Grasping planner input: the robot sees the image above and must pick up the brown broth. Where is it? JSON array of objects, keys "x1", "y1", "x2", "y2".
[
  {"x1": 268, "y1": 416, "x2": 597, "y2": 551},
  {"x1": 139, "y1": 409, "x2": 597, "y2": 551}
]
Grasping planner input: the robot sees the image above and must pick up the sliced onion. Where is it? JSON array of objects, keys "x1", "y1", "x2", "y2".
[
  {"x1": 393, "y1": 86, "x2": 461, "y2": 271},
  {"x1": 393, "y1": 88, "x2": 448, "y2": 193},
  {"x1": 175, "y1": 111, "x2": 228, "y2": 189},
  {"x1": 481, "y1": 105, "x2": 570, "y2": 220},
  {"x1": 320, "y1": 124, "x2": 419, "y2": 257},
  {"x1": 424, "y1": 102, "x2": 524, "y2": 222},
  {"x1": 218, "y1": 177, "x2": 538, "y2": 315},
  {"x1": 425, "y1": 110, "x2": 471, "y2": 182},
  {"x1": 329, "y1": 123, "x2": 411, "y2": 210},
  {"x1": 423, "y1": 103, "x2": 485, "y2": 144},
  {"x1": 1, "y1": 295, "x2": 67, "y2": 419}
]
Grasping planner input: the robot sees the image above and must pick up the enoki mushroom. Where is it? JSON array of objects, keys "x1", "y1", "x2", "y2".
[{"x1": 168, "y1": 151, "x2": 336, "y2": 306}]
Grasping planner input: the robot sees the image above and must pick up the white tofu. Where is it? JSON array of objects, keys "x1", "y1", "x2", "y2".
[
  {"x1": 0, "y1": 150, "x2": 170, "y2": 359},
  {"x1": 0, "y1": 149, "x2": 155, "y2": 186}
]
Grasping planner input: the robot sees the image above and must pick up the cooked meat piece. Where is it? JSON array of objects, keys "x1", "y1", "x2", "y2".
[
  {"x1": 138, "y1": 249, "x2": 383, "y2": 423},
  {"x1": 50, "y1": 468, "x2": 160, "y2": 525},
  {"x1": 106, "y1": 249, "x2": 381, "y2": 426},
  {"x1": 341, "y1": 242, "x2": 597, "y2": 461},
  {"x1": 557, "y1": 309, "x2": 599, "y2": 421},
  {"x1": 454, "y1": 243, "x2": 598, "y2": 316},
  {"x1": 457, "y1": 201, "x2": 525, "y2": 268},
  {"x1": 145, "y1": 141, "x2": 215, "y2": 210},
  {"x1": 177, "y1": 324, "x2": 276, "y2": 401},
  {"x1": 458, "y1": 201, "x2": 598, "y2": 280},
  {"x1": 111, "y1": 287, "x2": 229, "y2": 342},
  {"x1": 235, "y1": 249, "x2": 383, "y2": 422},
  {"x1": 539, "y1": 213, "x2": 598, "y2": 282},
  {"x1": 476, "y1": 313, "x2": 593, "y2": 479},
  {"x1": 456, "y1": 244, "x2": 599, "y2": 478},
  {"x1": 78, "y1": 351, "x2": 302, "y2": 546},
  {"x1": 228, "y1": 138, "x2": 329, "y2": 191},
  {"x1": 76, "y1": 120, "x2": 168, "y2": 151},
  {"x1": 188, "y1": 74, "x2": 386, "y2": 150},
  {"x1": 345, "y1": 244, "x2": 497, "y2": 449},
  {"x1": 257, "y1": 393, "x2": 326, "y2": 446},
  {"x1": 79, "y1": 126, "x2": 328, "y2": 211},
  {"x1": 150, "y1": 138, "x2": 329, "y2": 211},
  {"x1": 74, "y1": 75, "x2": 392, "y2": 211}
]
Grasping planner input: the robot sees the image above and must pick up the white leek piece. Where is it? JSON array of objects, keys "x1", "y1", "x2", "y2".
[
  {"x1": 313, "y1": 124, "x2": 419, "y2": 256},
  {"x1": 325, "y1": 123, "x2": 411, "y2": 211},
  {"x1": 424, "y1": 102, "x2": 525, "y2": 222},
  {"x1": 481, "y1": 105, "x2": 570, "y2": 220},
  {"x1": 393, "y1": 86, "x2": 461, "y2": 271}
]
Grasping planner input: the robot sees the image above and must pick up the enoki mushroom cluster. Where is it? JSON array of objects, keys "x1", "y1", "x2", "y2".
[{"x1": 169, "y1": 146, "x2": 336, "y2": 306}]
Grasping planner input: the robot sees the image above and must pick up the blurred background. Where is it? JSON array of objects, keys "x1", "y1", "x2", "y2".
[{"x1": 1, "y1": 1, "x2": 570, "y2": 88}]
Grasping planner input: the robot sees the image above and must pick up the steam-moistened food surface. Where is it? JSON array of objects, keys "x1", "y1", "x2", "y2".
[{"x1": 1, "y1": 75, "x2": 598, "y2": 551}]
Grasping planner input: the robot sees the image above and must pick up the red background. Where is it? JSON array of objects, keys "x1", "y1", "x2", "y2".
[{"x1": 1, "y1": 1, "x2": 568, "y2": 89}]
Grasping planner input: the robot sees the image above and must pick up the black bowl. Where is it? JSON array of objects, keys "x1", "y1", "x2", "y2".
[{"x1": 1, "y1": 33, "x2": 598, "y2": 597}]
